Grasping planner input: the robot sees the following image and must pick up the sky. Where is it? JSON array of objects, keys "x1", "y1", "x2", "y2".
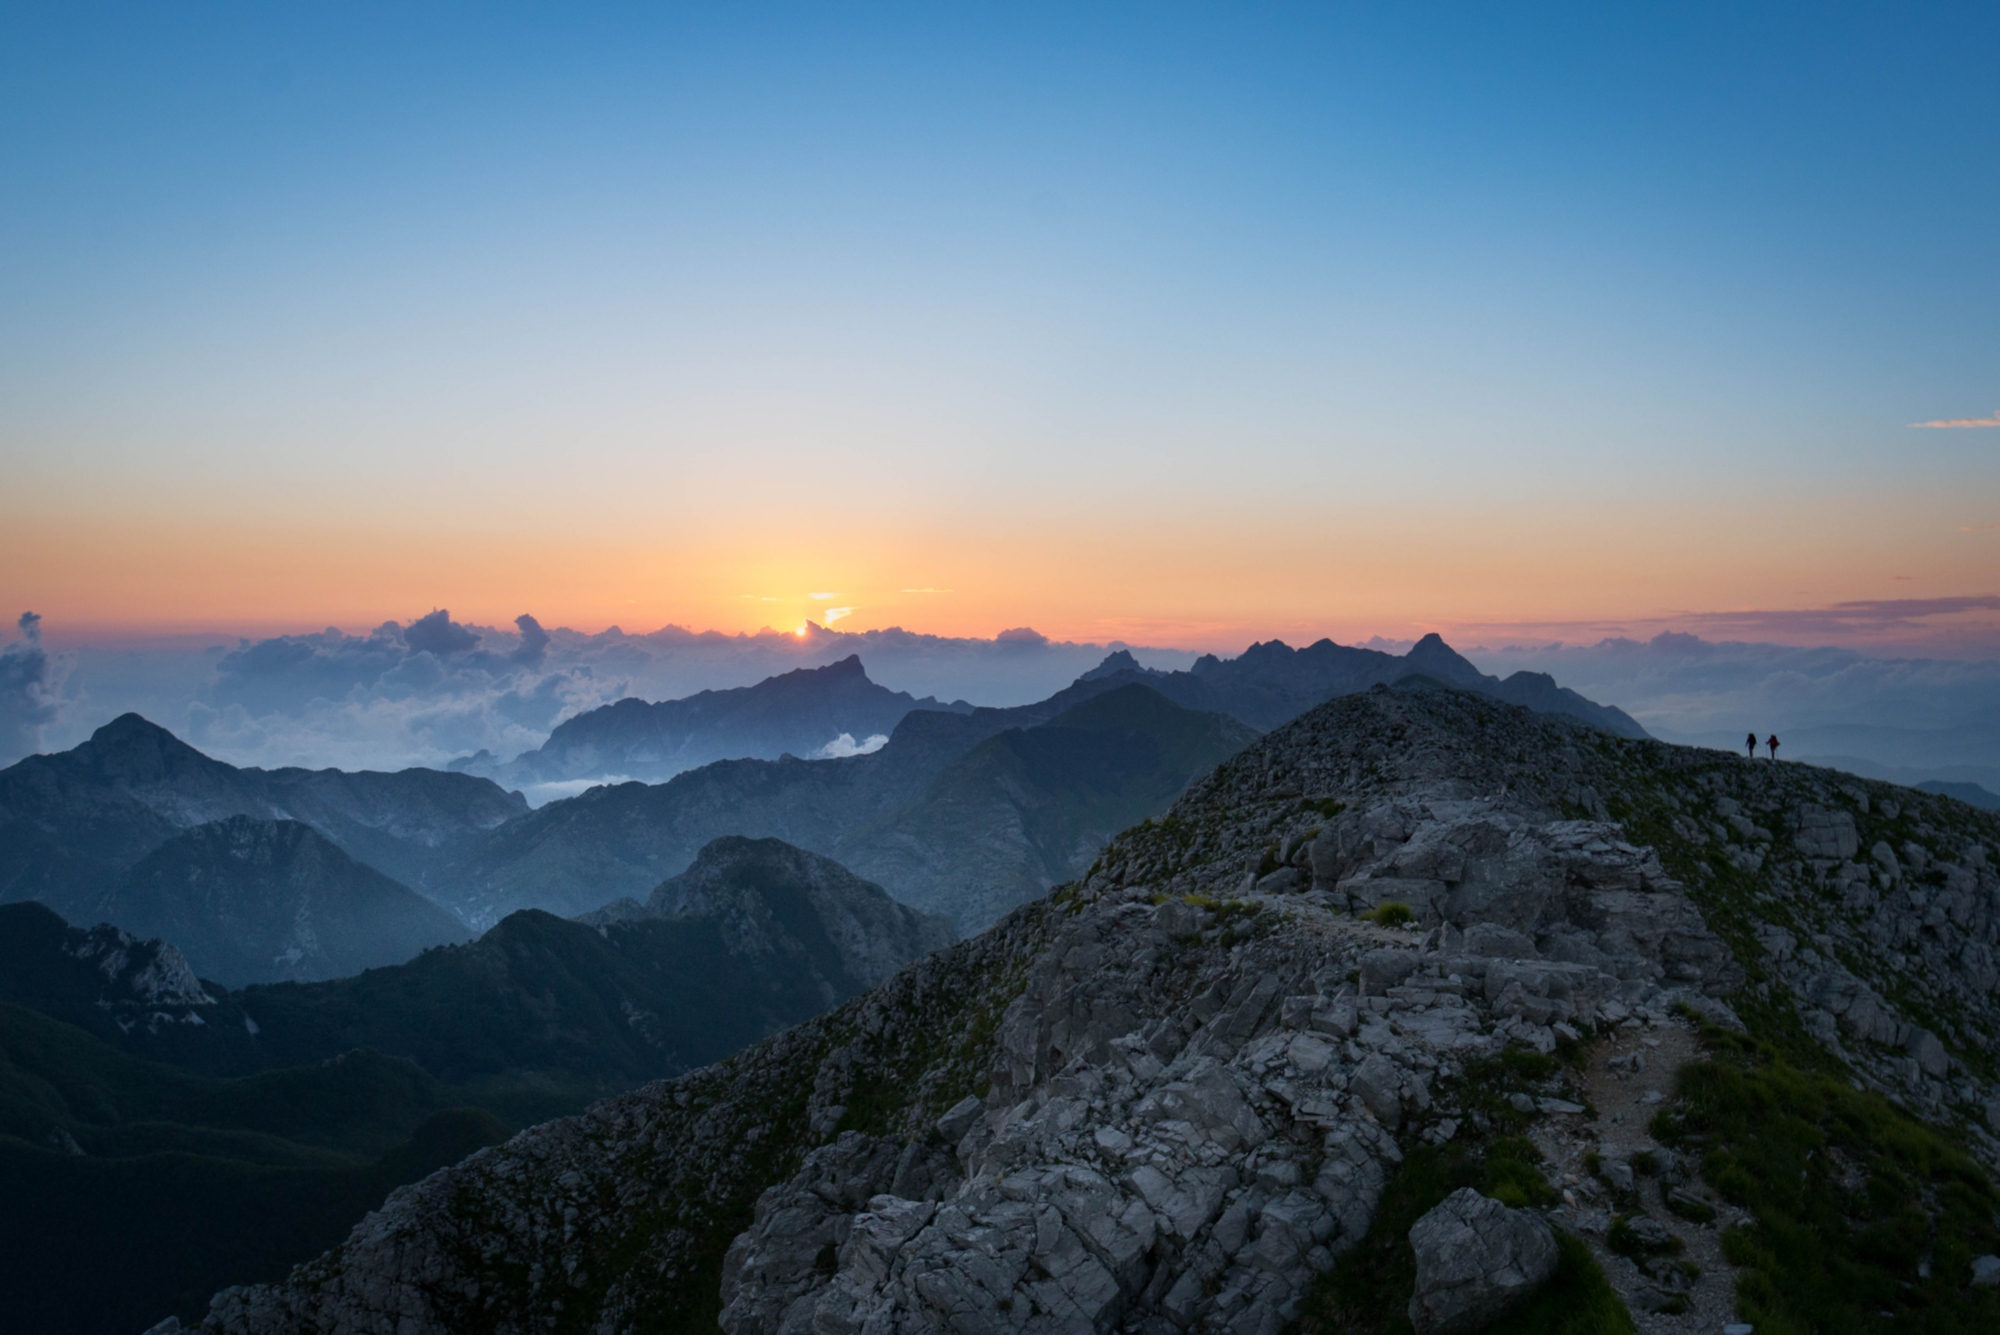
[{"x1": 3, "y1": 2, "x2": 1998, "y2": 652}]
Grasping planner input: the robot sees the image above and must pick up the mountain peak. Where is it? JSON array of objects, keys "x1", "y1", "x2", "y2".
[
  {"x1": 1078, "y1": 649, "x2": 1145, "y2": 681},
  {"x1": 637, "y1": 835, "x2": 953, "y2": 990},
  {"x1": 88, "y1": 712, "x2": 190, "y2": 750},
  {"x1": 72, "y1": 712, "x2": 221, "y2": 782}
]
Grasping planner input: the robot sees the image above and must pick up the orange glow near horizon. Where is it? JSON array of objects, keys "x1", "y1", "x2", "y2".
[{"x1": 6, "y1": 488, "x2": 1999, "y2": 655}]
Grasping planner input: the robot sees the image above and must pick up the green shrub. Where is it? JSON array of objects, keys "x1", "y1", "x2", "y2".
[{"x1": 1362, "y1": 902, "x2": 1415, "y2": 928}]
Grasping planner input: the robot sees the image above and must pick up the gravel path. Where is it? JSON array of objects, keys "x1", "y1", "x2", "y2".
[{"x1": 1537, "y1": 1018, "x2": 1748, "y2": 1333}]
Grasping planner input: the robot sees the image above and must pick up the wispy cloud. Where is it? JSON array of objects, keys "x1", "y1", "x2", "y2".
[
  {"x1": 814, "y1": 731, "x2": 889, "y2": 759},
  {"x1": 901, "y1": 587, "x2": 953, "y2": 594},
  {"x1": 823, "y1": 606, "x2": 856, "y2": 624},
  {"x1": 1452, "y1": 595, "x2": 2000, "y2": 655},
  {"x1": 809, "y1": 591, "x2": 839, "y2": 601},
  {"x1": 1910, "y1": 410, "x2": 2000, "y2": 428}
]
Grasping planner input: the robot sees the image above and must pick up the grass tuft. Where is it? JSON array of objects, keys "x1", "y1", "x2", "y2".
[{"x1": 1362, "y1": 902, "x2": 1415, "y2": 928}]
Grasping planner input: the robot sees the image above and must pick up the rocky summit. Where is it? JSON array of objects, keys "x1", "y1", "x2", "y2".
[{"x1": 173, "y1": 681, "x2": 2000, "y2": 1335}]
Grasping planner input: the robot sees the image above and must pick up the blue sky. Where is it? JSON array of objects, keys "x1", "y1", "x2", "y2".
[{"x1": 2, "y1": 2, "x2": 1997, "y2": 644}]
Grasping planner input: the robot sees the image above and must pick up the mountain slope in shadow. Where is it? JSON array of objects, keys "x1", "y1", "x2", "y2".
[
  {"x1": 436, "y1": 681, "x2": 1249, "y2": 931},
  {"x1": 96, "y1": 816, "x2": 470, "y2": 985},
  {"x1": 0, "y1": 714, "x2": 523, "y2": 920}
]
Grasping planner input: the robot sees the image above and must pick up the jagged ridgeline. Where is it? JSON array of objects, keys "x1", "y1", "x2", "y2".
[{"x1": 172, "y1": 683, "x2": 2000, "y2": 1335}]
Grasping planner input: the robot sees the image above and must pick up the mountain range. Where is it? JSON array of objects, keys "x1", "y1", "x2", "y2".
[
  {"x1": 169, "y1": 679, "x2": 2000, "y2": 1335},
  {"x1": 439, "y1": 681, "x2": 1258, "y2": 932},
  {"x1": 463, "y1": 635, "x2": 1645, "y2": 803},
  {"x1": 455, "y1": 653, "x2": 974, "y2": 793},
  {"x1": 1079, "y1": 631, "x2": 1649, "y2": 736},
  {"x1": 0, "y1": 634, "x2": 1645, "y2": 954},
  {"x1": 0, "y1": 711, "x2": 523, "y2": 925}
]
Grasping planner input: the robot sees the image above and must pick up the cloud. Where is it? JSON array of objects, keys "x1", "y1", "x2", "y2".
[
  {"x1": 1469, "y1": 630, "x2": 2000, "y2": 789},
  {"x1": 31, "y1": 616, "x2": 1201, "y2": 774},
  {"x1": 522, "y1": 775, "x2": 636, "y2": 804},
  {"x1": 403, "y1": 608, "x2": 481, "y2": 656},
  {"x1": 511, "y1": 613, "x2": 551, "y2": 666},
  {"x1": 1910, "y1": 410, "x2": 2000, "y2": 428},
  {"x1": 0, "y1": 611, "x2": 59, "y2": 765},
  {"x1": 1453, "y1": 594, "x2": 2000, "y2": 653},
  {"x1": 823, "y1": 607, "x2": 856, "y2": 625},
  {"x1": 809, "y1": 591, "x2": 839, "y2": 601},
  {"x1": 814, "y1": 732, "x2": 889, "y2": 758},
  {"x1": 995, "y1": 626, "x2": 1050, "y2": 646},
  {"x1": 1961, "y1": 524, "x2": 2000, "y2": 532}
]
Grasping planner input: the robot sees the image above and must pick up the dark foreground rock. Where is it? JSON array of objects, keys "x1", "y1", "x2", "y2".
[{"x1": 1406, "y1": 1188, "x2": 1558, "y2": 1335}]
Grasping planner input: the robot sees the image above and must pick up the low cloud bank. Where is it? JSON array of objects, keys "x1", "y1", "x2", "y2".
[
  {"x1": 1470, "y1": 633, "x2": 2000, "y2": 791},
  {"x1": 23, "y1": 614, "x2": 1997, "y2": 797},
  {"x1": 26, "y1": 616, "x2": 1196, "y2": 776}
]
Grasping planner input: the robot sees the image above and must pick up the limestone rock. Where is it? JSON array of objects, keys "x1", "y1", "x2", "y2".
[{"x1": 1406, "y1": 1189, "x2": 1559, "y2": 1335}]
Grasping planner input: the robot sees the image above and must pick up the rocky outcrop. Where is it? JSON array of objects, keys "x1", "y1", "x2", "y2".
[
  {"x1": 173, "y1": 682, "x2": 2000, "y2": 1335},
  {"x1": 1406, "y1": 1189, "x2": 1558, "y2": 1335},
  {"x1": 704, "y1": 799, "x2": 1735, "y2": 1335},
  {"x1": 0, "y1": 900, "x2": 271, "y2": 1074}
]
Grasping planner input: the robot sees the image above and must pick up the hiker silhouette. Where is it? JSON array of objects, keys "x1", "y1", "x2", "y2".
[
  {"x1": 1745, "y1": 732, "x2": 1757, "y2": 758},
  {"x1": 1767, "y1": 734, "x2": 1780, "y2": 760}
]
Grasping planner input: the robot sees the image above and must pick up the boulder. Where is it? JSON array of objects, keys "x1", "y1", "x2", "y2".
[{"x1": 1407, "y1": 1188, "x2": 1559, "y2": 1335}]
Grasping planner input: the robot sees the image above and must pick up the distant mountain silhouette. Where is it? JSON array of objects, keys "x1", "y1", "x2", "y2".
[
  {"x1": 1072, "y1": 633, "x2": 1648, "y2": 737},
  {"x1": 460, "y1": 654, "x2": 972, "y2": 792},
  {"x1": 0, "y1": 713, "x2": 524, "y2": 921},
  {"x1": 95, "y1": 816, "x2": 469, "y2": 985},
  {"x1": 1917, "y1": 779, "x2": 2000, "y2": 810}
]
